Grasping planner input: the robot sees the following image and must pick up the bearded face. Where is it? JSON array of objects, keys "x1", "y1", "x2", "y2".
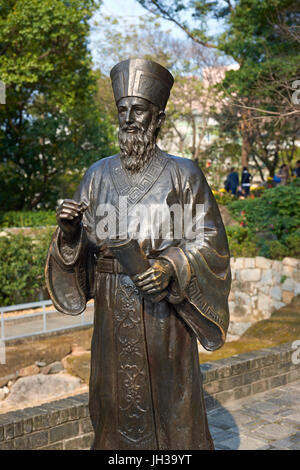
[{"x1": 117, "y1": 97, "x2": 164, "y2": 174}]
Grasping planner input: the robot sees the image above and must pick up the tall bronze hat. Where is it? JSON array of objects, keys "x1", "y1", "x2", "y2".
[{"x1": 110, "y1": 58, "x2": 174, "y2": 110}]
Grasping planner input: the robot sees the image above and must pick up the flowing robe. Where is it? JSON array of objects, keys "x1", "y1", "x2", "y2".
[{"x1": 45, "y1": 149, "x2": 231, "y2": 450}]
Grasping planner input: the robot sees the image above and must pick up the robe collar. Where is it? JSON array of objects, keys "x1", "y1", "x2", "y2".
[{"x1": 110, "y1": 147, "x2": 168, "y2": 207}]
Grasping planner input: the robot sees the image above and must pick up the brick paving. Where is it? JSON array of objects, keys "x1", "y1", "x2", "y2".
[{"x1": 207, "y1": 379, "x2": 300, "y2": 450}]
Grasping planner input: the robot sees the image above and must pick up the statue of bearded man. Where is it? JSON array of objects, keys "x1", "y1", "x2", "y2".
[{"x1": 45, "y1": 59, "x2": 231, "y2": 451}]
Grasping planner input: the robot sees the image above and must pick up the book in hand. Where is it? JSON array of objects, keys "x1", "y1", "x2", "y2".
[{"x1": 106, "y1": 238, "x2": 168, "y2": 303}]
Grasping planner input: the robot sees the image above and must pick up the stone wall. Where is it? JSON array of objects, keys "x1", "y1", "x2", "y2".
[
  {"x1": 229, "y1": 256, "x2": 300, "y2": 324},
  {"x1": 0, "y1": 342, "x2": 299, "y2": 450}
]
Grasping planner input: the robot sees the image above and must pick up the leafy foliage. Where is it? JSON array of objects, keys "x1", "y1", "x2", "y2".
[
  {"x1": 226, "y1": 180, "x2": 300, "y2": 259},
  {"x1": 0, "y1": 0, "x2": 116, "y2": 211},
  {"x1": 228, "y1": 180, "x2": 300, "y2": 237},
  {"x1": 137, "y1": 0, "x2": 300, "y2": 172},
  {"x1": 0, "y1": 211, "x2": 56, "y2": 228},
  {"x1": 0, "y1": 230, "x2": 53, "y2": 306},
  {"x1": 226, "y1": 226, "x2": 259, "y2": 257}
]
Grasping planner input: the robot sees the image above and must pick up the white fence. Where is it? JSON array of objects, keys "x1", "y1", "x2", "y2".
[{"x1": 0, "y1": 300, "x2": 94, "y2": 342}]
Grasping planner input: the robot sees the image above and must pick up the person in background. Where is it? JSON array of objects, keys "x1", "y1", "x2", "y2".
[
  {"x1": 278, "y1": 164, "x2": 290, "y2": 185},
  {"x1": 225, "y1": 167, "x2": 239, "y2": 195},
  {"x1": 241, "y1": 167, "x2": 252, "y2": 196},
  {"x1": 293, "y1": 160, "x2": 300, "y2": 178}
]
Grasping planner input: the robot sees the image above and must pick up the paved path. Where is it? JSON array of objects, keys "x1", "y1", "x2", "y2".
[
  {"x1": 207, "y1": 380, "x2": 300, "y2": 450},
  {"x1": 1, "y1": 307, "x2": 94, "y2": 340}
]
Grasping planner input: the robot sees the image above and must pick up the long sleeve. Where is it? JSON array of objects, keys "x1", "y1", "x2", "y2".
[
  {"x1": 45, "y1": 165, "x2": 98, "y2": 315},
  {"x1": 159, "y1": 160, "x2": 231, "y2": 351}
]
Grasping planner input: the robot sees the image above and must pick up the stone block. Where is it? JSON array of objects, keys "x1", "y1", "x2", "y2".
[
  {"x1": 271, "y1": 260, "x2": 283, "y2": 272},
  {"x1": 283, "y1": 265, "x2": 294, "y2": 276},
  {"x1": 270, "y1": 374, "x2": 287, "y2": 388},
  {"x1": 4, "y1": 423, "x2": 14, "y2": 441},
  {"x1": 287, "y1": 369, "x2": 300, "y2": 383},
  {"x1": 233, "y1": 305, "x2": 247, "y2": 317},
  {"x1": 79, "y1": 417, "x2": 93, "y2": 434},
  {"x1": 235, "y1": 292, "x2": 252, "y2": 306},
  {"x1": 64, "y1": 432, "x2": 94, "y2": 450},
  {"x1": 272, "y1": 271, "x2": 282, "y2": 284},
  {"x1": 0, "y1": 440, "x2": 15, "y2": 450},
  {"x1": 282, "y1": 257, "x2": 300, "y2": 268},
  {"x1": 49, "y1": 421, "x2": 79, "y2": 443},
  {"x1": 292, "y1": 270, "x2": 300, "y2": 283},
  {"x1": 233, "y1": 258, "x2": 244, "y2": 269},
  {"x1": 18, "y1": 364, "x2": 40, "y2": 377},
  {"x1": 282, "y1": 278, "x2": 295, "y2": 292},
  {"x1": 240, "y1": 269, "x2": 261, "y2": 282},
  {"x1": 3, "y1": 374, "x2": 82, "y2": 409},
  {"x1": 255, "y1": 257, "x2": 272, "y2": 270},
  {"x1": 257, "y1": 294, "x2": 273, "y2": 312},
  {"x1": 13, "y1": 421, "x2": 24, "y2": 438},
  {"x1": 261, "y1": 269, "x2": 273, "y2": 286},
  {"x1": 295, "y1": 283, "x2": 300, "y2": 295},
  {"x1": 251, "y1": 379, "x2": 270, "y2": 395},
  {"x1": 243, "y1": 369, "x2": 261, "y2": 385},
  {"x1": 38, "y1": 442, "x2": 64, "y2": 450},
  {"x1": 14, "y1": 430, "x2": 49, "y2": 450},
  {"x1": 32, "y1": 412, "x2": 50, "y2": 432},
  {"x1": 243, "y1": 258, "x2": 256, "y2": 268},
  {"x1": 282, "y1": 290, "x2": 294, "y2": 305},
  {"x1": 270, "y1": 286, "x2": 282, "y2": 301},
  {"x1": 233, "y1": 384, "x2": 252, "y2": 400},
  {"x1": 213, "y1": 389, "x2": 235, "y2": 406}
]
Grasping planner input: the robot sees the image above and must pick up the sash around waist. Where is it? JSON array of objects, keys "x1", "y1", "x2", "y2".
[{"x1": 96, "y1": 256, "x2": 156, "y2": 274}]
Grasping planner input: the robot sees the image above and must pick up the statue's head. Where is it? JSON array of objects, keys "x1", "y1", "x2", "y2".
[{"x1": 110, "y1": 59, "x2": 174, "y2": 173}]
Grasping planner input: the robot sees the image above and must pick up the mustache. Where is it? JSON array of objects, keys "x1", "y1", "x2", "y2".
[{"x1": 120, "y1": 123, "x2": 145, "y2": 133}]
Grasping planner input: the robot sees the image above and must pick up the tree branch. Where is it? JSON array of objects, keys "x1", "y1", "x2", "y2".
[{"x1": 139, "y1": 0, "x2": 217, "y2": 48}]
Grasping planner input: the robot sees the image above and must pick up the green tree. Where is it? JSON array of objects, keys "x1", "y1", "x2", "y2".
[
  {"x1": 93, "y1": 14, "x2": 227, "y2": 163},
  {"x1": 0, "y1": 0, "x2": 116, "y2": 211},
  {"x1": 137, "y1": 0, "x2": 300, "y2": 168}
]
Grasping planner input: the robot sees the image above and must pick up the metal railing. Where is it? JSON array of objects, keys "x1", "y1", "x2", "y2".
[{"x1": 0, "y1": 299, "x2": 94, "y2": 342}]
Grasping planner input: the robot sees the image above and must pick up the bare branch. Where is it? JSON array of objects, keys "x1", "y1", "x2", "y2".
[{"x1": 139, "y1": 0, "x2": 217, "y2": 48}]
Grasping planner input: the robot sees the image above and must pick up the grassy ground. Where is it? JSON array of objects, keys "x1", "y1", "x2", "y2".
[{"x1": 199, "y1": 295, "x2": 300, "y2": 363}]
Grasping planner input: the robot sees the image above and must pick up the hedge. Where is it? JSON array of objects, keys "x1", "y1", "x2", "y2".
[
  {"x1": 0, "y1": 211, "x2": 56, "y2": 228},
  {"x1": 0, "y1": 230, "x2": 53, "y2": 306},
  {"x1": 227, "y1": 180, "x2": 300, "y2": 259}
]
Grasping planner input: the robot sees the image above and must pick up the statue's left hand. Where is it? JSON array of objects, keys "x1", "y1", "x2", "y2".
[{"x1": 132, "y1": 259, "x2": 174, "y2": 295}]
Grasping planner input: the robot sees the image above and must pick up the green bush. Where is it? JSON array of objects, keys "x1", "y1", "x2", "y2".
[
  {"x1": 226, "y1": 226, "x2": 259, "y2": 258},
  {"x1": 228, "y1": 180, "x2": 300, "y2": 238},
  {"x1": 227, "y1": 180, "x2": 300, "y2": 259},
  {"x1": 0, "y1": 211, "x2": 56, "y2": 228},
  {"x1": 213, "y1": 191, "x2": 235, "y2": 206},
  {"x1": 0, "y1": 230, "x2": 53, "y2": 306}
]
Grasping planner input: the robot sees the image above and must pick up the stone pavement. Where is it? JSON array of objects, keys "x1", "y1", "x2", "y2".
[{"x1": 207, "y1": 379, "x2": 300, "y2": 450}]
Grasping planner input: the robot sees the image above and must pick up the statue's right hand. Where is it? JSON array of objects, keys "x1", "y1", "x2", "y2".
[{"x1": 56, "y1": 199, "x2": 84, "y2": 241}]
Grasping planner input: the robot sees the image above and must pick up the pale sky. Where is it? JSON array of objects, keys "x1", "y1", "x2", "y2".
[
  {"x1": 89, "y1": 0, "x2": 227, "y2": 68},
  {"x1": 89, "y1": 0, "x2": 193, "y2": 66}
]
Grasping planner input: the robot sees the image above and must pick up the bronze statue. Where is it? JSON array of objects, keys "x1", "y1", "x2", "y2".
[{"x1": 45, "y1": 59, "x2": 231, "y2": 450}]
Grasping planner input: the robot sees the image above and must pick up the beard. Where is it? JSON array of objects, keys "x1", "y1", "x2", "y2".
[{"x1": 118, "y1": 124, "x2": 157, "y2": 174}]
